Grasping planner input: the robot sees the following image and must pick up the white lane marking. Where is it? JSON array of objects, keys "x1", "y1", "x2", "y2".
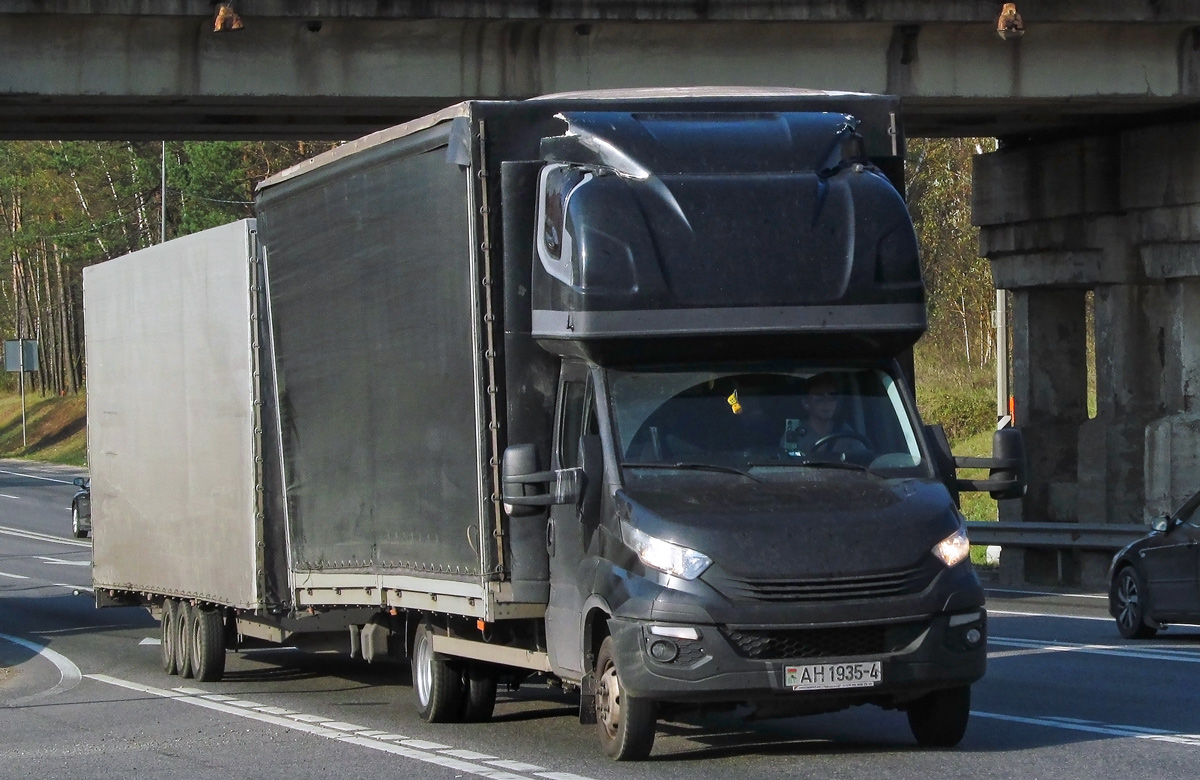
[
  {"x1": 990, "y1": 636, "x2": 1200, "y2": 663},
  {"x1": 0, "y1": 493, "x2": 20, "y2": 499},
  {"x1": 973, "y1": 710, "x2": 1200, "y2": 747},
  {"x1": 86, "y1": 674, "x2": 599, "y2": 780},
  {"x1": 488, "y1": 760, "x2": 545, "y2": 772},
  {"x1": 987, "y1": 587, "x2": 1108, "y2": 600},
  {"x1": 989, "y1": 609, "x2": 1111, "y2": 622},
  {"x1": 0, "y1": 570, "x2": 91, "y2": 593},
  {"x1": 0, "y1": 468, "x2": 81, "y2": 485},
  {"x1": 0, "y1": 524, "x2": 91, "y2": 549},
  {"x1": 0, "y1": 632, "x2": 83, "y2": 703},
  {"x1": 37, "y1": 556, "x2": 90, "y2": 566},
  {"x1": 139, "y1": 638, "x2": 161, "y2": 646}
]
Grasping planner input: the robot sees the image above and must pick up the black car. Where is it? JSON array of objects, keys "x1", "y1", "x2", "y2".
[
  {"x1": 71, "y1": 476, "x2": 90, "y2": 539},
  {"x1": 1109, "y1": 489, "x2": 1200, "y2": 639}
]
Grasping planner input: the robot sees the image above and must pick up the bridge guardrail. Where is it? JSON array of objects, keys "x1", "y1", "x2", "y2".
[{"x1": 964, "y1": 521, "x2": 1148, "y2": 551}]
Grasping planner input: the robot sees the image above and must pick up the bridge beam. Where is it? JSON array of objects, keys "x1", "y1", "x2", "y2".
[{"x1": 1, "y1": 11, "x2": 1199, "y2": 138}]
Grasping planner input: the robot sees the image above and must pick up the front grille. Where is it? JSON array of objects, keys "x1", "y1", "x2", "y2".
[
  {"x1": 708, "y1": 562, "x2": 936, "y2": 603},
  {"x1": 724, "y1": 622, "x2": 925, "y2": 660}
]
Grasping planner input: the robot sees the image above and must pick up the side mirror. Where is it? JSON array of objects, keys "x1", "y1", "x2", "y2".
[
  {"x1": 1151, "y1": 515, "x2": 1172, "y2": 533},
  {"x1": 987, "y1": 428, "x2": 1028, "y2": 501},
  {"x1": 73, "y1": 477, "x2": 87, "y2": 488},
  {"x1": 500, "y1": 443, "x2": 582, "y2": 516},
  {"x1": 953, "y1": 428, "x2": 1028, "y2": 501}
]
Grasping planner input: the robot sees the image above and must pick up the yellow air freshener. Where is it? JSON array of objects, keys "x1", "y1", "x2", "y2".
[{"x1": 727, "y1": 390, "x2": 743, "y2": 415}]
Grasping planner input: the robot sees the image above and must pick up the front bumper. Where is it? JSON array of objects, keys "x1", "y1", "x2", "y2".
[{"x1": 609, "y1": 609, "x2": 986, "y2": 707}]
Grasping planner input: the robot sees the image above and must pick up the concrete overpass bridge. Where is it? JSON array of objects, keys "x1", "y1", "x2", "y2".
[{"x1": 7, "y1": 1, "x2": 1200, "y2": 587}]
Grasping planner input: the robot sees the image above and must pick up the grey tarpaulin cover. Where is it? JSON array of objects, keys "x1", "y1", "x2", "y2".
[{"x1": 256, "y1": 121, "x2": 494, "y2": 580}]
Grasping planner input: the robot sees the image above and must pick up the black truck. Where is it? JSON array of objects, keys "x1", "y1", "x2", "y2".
[{"x1": 85, "y1": 88, "x2": 1024, "y2": 761}]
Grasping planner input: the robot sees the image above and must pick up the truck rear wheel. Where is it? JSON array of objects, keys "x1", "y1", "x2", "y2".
[
  {"x1": 411, "y1": 620, "x2": 465, "y2": 723},
  {"x1": 595, "y1": 636, "x2": 656, "y2": 760},
  {"x1": 461, "y1": 663, "x2": 498, "y2": 722},
  {"x1": 174, "y1": 601, "x2": 195, "y2": 679},
  {"x1": 160, "y1": 600, "x2": 178, "y2": 675},
  {"x1": 191, "y1": 605, "x2": 227, "y2": 682},
  {"x1": 907, "y1": 684, "x2": 971, "y2": 747}
]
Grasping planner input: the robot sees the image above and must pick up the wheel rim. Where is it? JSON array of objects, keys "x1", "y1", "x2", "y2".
[
  {"x1": 597, "y1": 659, "x2": 622, "y2": 740},
  {"x1": 72, "y1": 508, "x2": 78, "y2": 535},
  {"x1": 414, "y1": 630, "x2": 432, "y2": 707},
  {"x1": 1116, "y1": 572, "x2": 1140, "y2": 631}
]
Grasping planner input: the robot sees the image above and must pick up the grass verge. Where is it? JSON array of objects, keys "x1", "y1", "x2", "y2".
[{"x1": 0, "y1": 391, "x2": 87, "y2": 466}]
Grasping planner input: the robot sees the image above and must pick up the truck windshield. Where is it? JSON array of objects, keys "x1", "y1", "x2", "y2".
[{"x1": 606, "y1": 364, "x2": 928, "y2": 478}]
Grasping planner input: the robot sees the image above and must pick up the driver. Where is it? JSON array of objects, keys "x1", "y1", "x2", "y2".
[{"x1": 783, "y1": 373, "x2": 871, "y2": 463}]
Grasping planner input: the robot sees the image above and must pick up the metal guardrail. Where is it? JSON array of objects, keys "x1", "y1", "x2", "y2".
[{"x1": 965, "y1": 521, "x2": 1148, "y2": 551}]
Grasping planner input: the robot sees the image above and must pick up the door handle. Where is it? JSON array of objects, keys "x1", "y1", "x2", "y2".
[{"x1": 546, "y1": 519, "x2": 556, "y2": 555}]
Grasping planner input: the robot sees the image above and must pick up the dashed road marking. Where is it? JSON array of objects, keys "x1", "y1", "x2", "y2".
[
  {"x1": 990, "y1": 609, "x2": 1111, "y2": 622},
  {"x1": 990, "y1": 636, "x2": 1200, "y2": 663},
  {"x1": 87, "y1": 674, "x2": 600, "y2": 779},
  {"x1": 0, "y1": 570, "x2": 30, "y2": 579},
  {"x1": 37, "y1": 556, "x2": 90, "y2": 566},
  {"x1": 973, "y1": 710, "x2": 1200, "y2": 747},
  {"x1": 0, "y1": 524, "x2": 91, "y2": 549}
]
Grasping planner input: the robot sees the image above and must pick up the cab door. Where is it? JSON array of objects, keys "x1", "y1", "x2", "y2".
[{"x1": 544, "y1": 360, "x2": 602, "y2": 676}]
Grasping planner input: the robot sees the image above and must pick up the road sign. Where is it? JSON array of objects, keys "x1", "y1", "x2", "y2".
[{"x1": 4, "y1": 339, "x2": 39, "y2": 372}]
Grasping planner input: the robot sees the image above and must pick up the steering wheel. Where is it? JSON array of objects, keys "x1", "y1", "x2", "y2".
[{"x1": 811, "y1": 431, "x2": 871, "y2": 452}]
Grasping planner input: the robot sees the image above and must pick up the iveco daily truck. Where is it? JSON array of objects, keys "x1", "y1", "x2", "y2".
[{"x1": 85, "y1": 89, "x2": 1025, "y2": 760}]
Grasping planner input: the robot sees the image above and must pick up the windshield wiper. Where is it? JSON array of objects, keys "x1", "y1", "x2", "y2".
[
  {"x1": 748, "y1": 458, "x2": 872, "y2": 473},
  {"x1": 622, "y1": 461, "x2": 763, "y2": 483}
]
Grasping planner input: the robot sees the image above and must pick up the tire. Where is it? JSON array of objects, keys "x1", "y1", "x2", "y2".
[
  {"x1": 190, "y1": 605, "x2": 227, "y2": 682},
  {"x1": 72, "y1": 506, "x2": 87, "y2": 539},
  {"x1": 411, "y1": 620, "x2": 465, "y2": 723},
  {"x1": 1114, "y1": 566, "x2": 1158, "y2": 639},
  {"x1": 907, "y1": 685, "x2": 971, "y2": 748},
  {"x1": 160, "y1": 600, "x2": 178, "y2": 675},
  {"x1": 595, "y1": 636, "x2": 656, "y2": 761},
  {"x1": 174, "y1": 601, "x2": 195, "y2": 679},
  {"x1": 461, "y1": 663, "x2": 498, "y2": 722}
]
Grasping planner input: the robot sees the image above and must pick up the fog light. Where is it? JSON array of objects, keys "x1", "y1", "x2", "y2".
[
  {"x1": 965, "y1": 628, "x2": 982, "y2": 646},
  {"x1": 649, "y1": 639, "x2": 679, "y2": 663}
]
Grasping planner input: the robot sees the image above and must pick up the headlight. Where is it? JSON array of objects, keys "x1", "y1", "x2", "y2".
[
  {"x1": 933, "y1": 525, "x2": 971, "y2": 568},
  {"x1": 621, "y1": 522, "x2": 712, "y2": 580}
]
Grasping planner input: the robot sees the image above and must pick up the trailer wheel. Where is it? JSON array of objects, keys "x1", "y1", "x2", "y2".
[
  {"x1": 160, "y1": 600, "x2": 178, "y2": 675},
  {"x1": 411, "y1": 621, "x2": 465, "y2": 723},
  {"x1": 461, "y1": 663, "x2": 498, "y2": 722},
  {"x1": 907, "y1": 684, "x2": 971, "y2": 747},
  {"x1": 174, "y1": 601, "x2": 194, "y2": 679},
  {"x1": 191, "y1": 605, "x2": 227, "y2": 682},
  {"x1": 595, "y1": 636, "x2": 656, "y2": 760}
]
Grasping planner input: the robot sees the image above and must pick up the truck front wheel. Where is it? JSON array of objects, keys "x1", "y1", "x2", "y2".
[
  {"x1": 594, "y1": 636, "x2": 656, "y2": 760},
  {"x1": 907, "y1": 684, "x2": 971, "y2": 747},
  {"x1": 411, "y1": 620, "x2": 465, "y2": 723}
]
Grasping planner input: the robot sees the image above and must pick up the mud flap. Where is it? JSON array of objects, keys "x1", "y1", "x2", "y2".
[{"x1": 578, "y1": 671, "x2": 597, "y2": 725}]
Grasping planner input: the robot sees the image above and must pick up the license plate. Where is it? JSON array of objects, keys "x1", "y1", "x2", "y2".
[{"x1": 785, "y1": 661, "x2": 881, "y2": 691}]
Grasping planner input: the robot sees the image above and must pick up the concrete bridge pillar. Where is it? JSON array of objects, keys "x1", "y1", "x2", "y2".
[{"x1": 973, "y1": 123, "x2": 1200, "y2": 587}]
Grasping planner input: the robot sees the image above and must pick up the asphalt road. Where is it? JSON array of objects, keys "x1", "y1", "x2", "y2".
[{"x1": 2, "y1": 460, "x2": 1198, "y2": 779}]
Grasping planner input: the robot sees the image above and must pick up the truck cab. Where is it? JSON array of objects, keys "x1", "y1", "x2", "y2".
[{"x1": 502, "y1": 104, "x2": 1022, "y2": 758}]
